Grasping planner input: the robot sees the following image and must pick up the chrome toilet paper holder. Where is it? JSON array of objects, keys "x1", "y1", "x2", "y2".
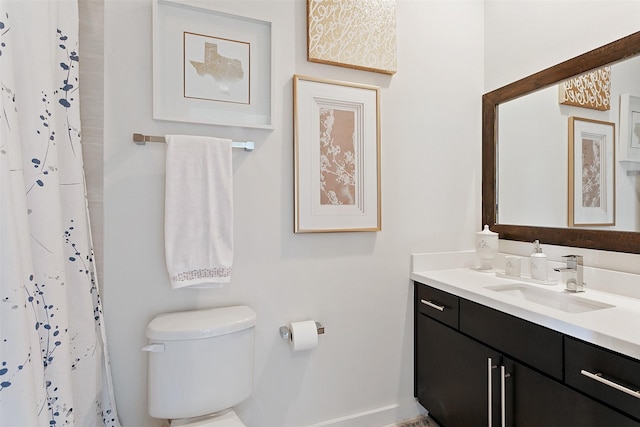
[{"x1": 279, "y1": 322, "x2": 324, "y2": 340}]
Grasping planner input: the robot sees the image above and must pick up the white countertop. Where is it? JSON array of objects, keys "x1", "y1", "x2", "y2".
[{"x1": 411, "y1": 252, "x2": 640, "y2": 361}]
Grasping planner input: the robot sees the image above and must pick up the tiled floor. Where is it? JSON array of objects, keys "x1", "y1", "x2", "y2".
[
  {"x1": 427, "y1": 416, "x2": 441, "y2": 427},
  {"x1": 389, "y1": 415, "x2": 441, "y2": 427}
]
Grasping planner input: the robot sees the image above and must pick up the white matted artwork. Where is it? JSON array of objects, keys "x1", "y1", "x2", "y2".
[
  {"x1": 568, "y1": 117, "x2": 615, "y2": 227},
  {"x1": 293, "y1": 75, "x2": 381, "y2": 233},
  {"x1": 619, "y1": 93, "x2": 640, "y2": 162},
  {"x1": 153, "y1": 0, "x2": 273, "y2": 129}
]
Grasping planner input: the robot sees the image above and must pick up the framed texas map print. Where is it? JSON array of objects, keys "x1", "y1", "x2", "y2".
[
  {"x1": 153, "y1": 0, "x2": 273, "y2": 129},
  {"x1": 183, "y1": 32, "x2": 249, "y2": 104},
  {"x1": 619, "y1": 93, "x2": 640, "y2": 162}
]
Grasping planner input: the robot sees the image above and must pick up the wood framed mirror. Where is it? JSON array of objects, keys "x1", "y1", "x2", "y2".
[{"x1": 482, "y1": 31, "x2": 640, "y2": 254}]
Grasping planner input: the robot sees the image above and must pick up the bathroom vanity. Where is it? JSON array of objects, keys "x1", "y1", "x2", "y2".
[
  {"x1": 411, "y1": 255, "x2": 640, "y2": 427},
  {"x1": 462, "y1": 30, "x2": 640, "y2": 426}
]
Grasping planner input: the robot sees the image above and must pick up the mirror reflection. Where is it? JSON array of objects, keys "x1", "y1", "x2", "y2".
[
  {"x1": 482, "y1": 31, "x2": 640, "y2": 253},
  {"x1": 497, "y1": 55, "x2": 640, "y2": 232}
]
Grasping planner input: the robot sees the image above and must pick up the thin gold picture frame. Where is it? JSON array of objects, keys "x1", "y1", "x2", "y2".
[
  {"x1": 182, "y1": 31, "x2": 250, "y2": 105},
  {"x1": 293, "y1": 75, "x2": 381, "y2": 233},
  {"x1": 568, "y1": 117, "x2": 615, "y2": 227}
]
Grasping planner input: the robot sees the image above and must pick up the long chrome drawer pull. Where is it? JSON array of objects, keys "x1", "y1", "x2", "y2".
[
  {"x1": 581, "y1": 370, "x2": 640, "y2": 399},
  {"x1": 500, "y1": 366, "x2": 511, "y2": 427},
  {"x1": 420, "y1": 299, "x2": 445, "y2": 312},
  {"x1": 488, "y1": 358, "x2": 497, "y2": 427}
]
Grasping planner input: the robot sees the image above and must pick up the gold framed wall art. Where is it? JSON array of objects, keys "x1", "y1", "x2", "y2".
[
  {"x1": 558, "y1": 66, "x2": 611, "y2": 111},
  {"x1": 293, "y1": 75, "x2": 381, "y2": 233},
  {"x1": 307, "y1": 0, "x2": 397, "y2": 75},
  {"x1": 568, "y1": 117, "x2": 615, "y2": 226}
]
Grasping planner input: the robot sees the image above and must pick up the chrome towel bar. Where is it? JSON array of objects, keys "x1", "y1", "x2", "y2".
[{"x1": 132, "y1": 133, "x2": 254, "y2": 152}]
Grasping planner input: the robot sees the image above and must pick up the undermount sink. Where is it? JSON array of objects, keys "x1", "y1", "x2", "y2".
[{"x1": 486, "y1": 283, "x2": 615, "y2": 313}]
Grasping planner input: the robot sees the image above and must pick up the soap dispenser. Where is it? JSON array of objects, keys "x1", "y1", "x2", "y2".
[{"x1": 530, "y1": 240, "x2": 548, "y2": 281}]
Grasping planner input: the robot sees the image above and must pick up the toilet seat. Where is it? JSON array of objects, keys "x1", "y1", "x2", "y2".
[{"x1": 170, "y1": 409, "x2": 246, "y2": 427}]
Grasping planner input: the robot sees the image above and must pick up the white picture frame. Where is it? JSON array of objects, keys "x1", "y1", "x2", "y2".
[
  {"x1": 618, "y1": 93, "x2": 640, "y2": 162},
  {"x1": 293, "y1": 75, "x2": 381, "y2": 233},
  {"x1": 568, "y1": 117, "x2": 615, "y2": 227},
  {"x1": 153, "y1": 0, "x2": 273, "y2": 129}
]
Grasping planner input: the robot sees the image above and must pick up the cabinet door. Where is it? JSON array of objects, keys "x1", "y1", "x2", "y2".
[
  {"x1": 416, "y1": 312, "x2": 501, "y2": 427},
  {"x1": 503, "y1": 357, "x2": 640, "y2": 427}
]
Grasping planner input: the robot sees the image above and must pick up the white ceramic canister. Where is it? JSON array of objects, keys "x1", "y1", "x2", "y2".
[{"x1": 476, "y1": 225, "x2": 499, "y2": 271}]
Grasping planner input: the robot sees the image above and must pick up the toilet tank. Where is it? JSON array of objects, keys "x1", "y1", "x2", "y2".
[{"x1": 145, "y1": 305, "x2": 256, "y2": 420}]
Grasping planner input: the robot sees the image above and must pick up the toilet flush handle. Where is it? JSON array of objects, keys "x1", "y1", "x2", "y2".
[{"x1": 142, "y1": 343, "x2": 165, "y2": 353}]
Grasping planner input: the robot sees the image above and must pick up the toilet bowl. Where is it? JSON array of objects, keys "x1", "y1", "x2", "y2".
[
  {"x1": 144, "y1": 306, "x2": 256, "y2": 427},
  {"x1": 170, "y1": 409, "x2": 245, "y2": 427}
]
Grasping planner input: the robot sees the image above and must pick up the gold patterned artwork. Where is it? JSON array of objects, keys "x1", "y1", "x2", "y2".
[
  {"x1": 320, "y1": 108, "x2": 356, "y2": 205},
  {"x1": 307, "y1": 0, "x2": 397, "y2": 75},
  {"x1": 558, "y1": 66, "x2": 611, "y2": 111}
]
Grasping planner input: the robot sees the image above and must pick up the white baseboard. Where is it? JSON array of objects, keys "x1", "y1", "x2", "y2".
[{"x1": 303, "y1": 400, "x2": 427, "y2": 427}]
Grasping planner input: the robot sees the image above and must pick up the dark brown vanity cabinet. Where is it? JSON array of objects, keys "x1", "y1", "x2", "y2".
[
  {"x1": 414, "y1": 281, "x2": 640, "y2": 427},
  {"x1": 416, "y1": 311, "x2": 501, "y2": 426}
]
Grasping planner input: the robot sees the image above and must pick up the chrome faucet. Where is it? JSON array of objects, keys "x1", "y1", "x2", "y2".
[{"x1": 554, "y1": 255, "x2": 585, "y2": 292}]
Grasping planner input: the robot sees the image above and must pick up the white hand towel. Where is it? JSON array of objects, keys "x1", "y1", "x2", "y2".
[{"x1": 164, "y1": 135, "x2": 233, "y2": 289}]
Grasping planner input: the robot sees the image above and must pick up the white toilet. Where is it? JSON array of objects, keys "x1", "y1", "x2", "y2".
[{"x1": 144, "y1": 305, "x2": 257, "y2": 427}]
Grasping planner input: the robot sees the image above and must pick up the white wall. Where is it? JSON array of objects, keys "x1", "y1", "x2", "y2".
[
  {"x1": 485, "y1": 1, "x2": 640, "y2": 273},
  {"x1": 485, "y1": 1, "x2": 640, "y2": 93},
  {"x1": 100, "y1": 1, "x2": 640, "y2": 426},
  {"x1": 103, "y1": 1, "x2": 484, "y2": 426}
]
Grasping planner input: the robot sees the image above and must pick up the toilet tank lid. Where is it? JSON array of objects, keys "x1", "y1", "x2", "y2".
[{"x1": 146, "y1": 305, "x2": 256, "y2": 341}]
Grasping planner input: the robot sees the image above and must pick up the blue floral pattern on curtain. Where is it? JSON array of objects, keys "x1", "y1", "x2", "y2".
[{"x1": 0, "y1": 1, "x2": 120, "y2": 426}]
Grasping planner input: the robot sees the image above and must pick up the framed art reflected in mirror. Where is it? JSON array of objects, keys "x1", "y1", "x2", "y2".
[{"x1": 568, "y1": 117, "x2": 615, "y2": 227}]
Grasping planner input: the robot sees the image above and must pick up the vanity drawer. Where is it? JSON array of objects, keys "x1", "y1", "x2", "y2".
[
  {"x1": 459, "y1": 299, "x2": 563, "y2": 380},
  {"x1": 414, "y1": 282, "x2": 459, "y2": 329},
  {"x1": 565, "y1": 337, "x2": 640, "y2": 421}
]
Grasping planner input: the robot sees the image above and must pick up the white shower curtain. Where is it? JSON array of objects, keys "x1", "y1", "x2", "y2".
[{"x1": 0, "y1": 1, "x2": 120, "y2": 426}]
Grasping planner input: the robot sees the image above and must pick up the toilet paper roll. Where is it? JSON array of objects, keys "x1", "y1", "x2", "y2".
[{"x1": 289, "y1": 320, "x2": 318, "y2": 351}]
